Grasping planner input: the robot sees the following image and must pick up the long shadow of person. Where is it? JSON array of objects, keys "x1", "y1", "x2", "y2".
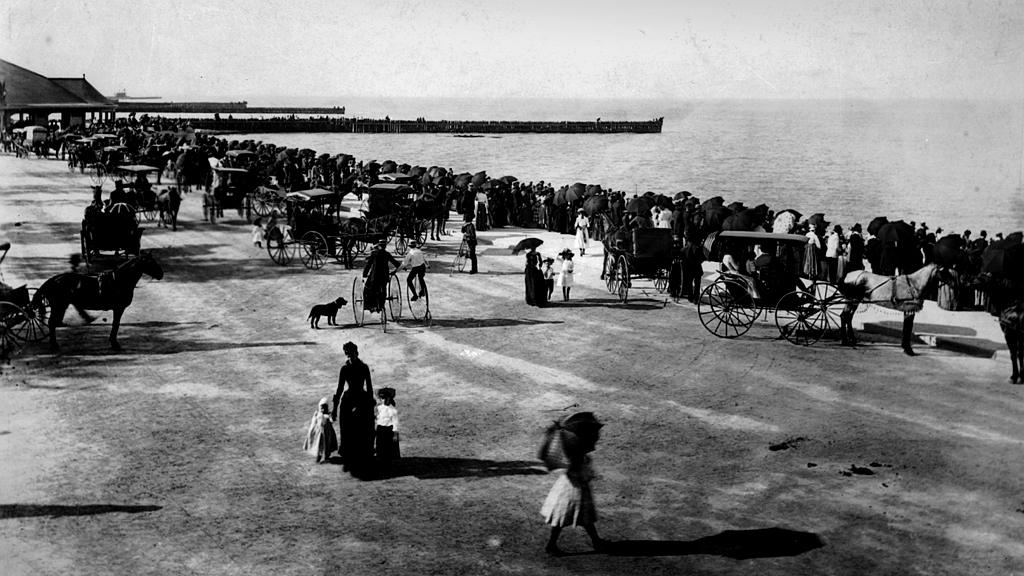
[
  {"x1": 606, "y1": 527, "x2": 824, "y2": 559},
  {"x1": 340, "y1": 457, "x2": 547, "y2": 481}
]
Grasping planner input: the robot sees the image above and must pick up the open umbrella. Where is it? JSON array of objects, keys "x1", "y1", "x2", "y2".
[
  {"x1": 932, "y1": 234, "x2": 967, "y2": 268},
  {"x1": 876, "y1": 220, "x2": 915, "y2": 244},
  {"x1": 655, "y1": 194, "x2": 673, "y2": 209},
  {"x1": 704, "y1": 206, "x2": 733, "y2": 231},
  {"x1": 566, "y1": 183, "x2": 586, "y2": 203},
  {"x1": 553, "y1": 186, "x2": 569, "y2": 206},
  {"x1": 583, "y1": 195, "x2": 609, "y2": 216},
  {"x1": 380, "y1": 160, "x2": 397, "y2": 174},
  {"x1": 700, "y1": 196, "x2": 724, "y2": 211},
  {"x1": 807, "y1": 213, "x2": 829, "y2": 228},
  {"x1": 500, "y1": 175, "x2": 518, "y2": 185},
  {"x1": 537, "y1": 412, "x2": 603, "y2": 470},
  {"x1": 398, "y1": 163, "x2": 411, "y2": 174},
  {"x1": 673, "y1": 190, "x2": 691, "y2": 202},
  {"x1": 584, "y1": 184, "x2": 603, "y2": 198},
  {"x1": 624, "y1": 195, "x2": 651, "y2": 214},
  {"x1": 471, "y1": 171, "x2": 488, "y2": 187},
  {"x1": 512, "y1": 237, "x2": 544, "y2": 255},
  {"x1": 453, "y1": 173, "x2": 472, "y2": 188},
  {"x1": 727, "y1": 201, "x2": 747, "y2": 212},
  {"x1": 982, "y1": 234, "x2": 1024, "y2": 280},
  {"x1": 867, "y1": 216, "x2": 889, "y2": 236},
  {"x1": 722, "y1": 208, "x2": 765, "y2": 232}
]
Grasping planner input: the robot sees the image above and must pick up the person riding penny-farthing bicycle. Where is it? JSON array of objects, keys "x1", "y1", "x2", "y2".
[{"x1": 350, "y1": 241, "x2": 403, "y2": 332}]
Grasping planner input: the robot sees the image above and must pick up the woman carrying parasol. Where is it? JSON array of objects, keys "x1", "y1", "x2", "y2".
[{"x1": 538, "y1": 412, "x2": 608, "y2": 556}]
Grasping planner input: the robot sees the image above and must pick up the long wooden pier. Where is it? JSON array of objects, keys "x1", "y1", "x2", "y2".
[
  {"x1": 115, "y1": 102, "x2": 346, "y2": 115},
  {"x1": 184, "y1": 117, "x2": 664, "y2": 134}
]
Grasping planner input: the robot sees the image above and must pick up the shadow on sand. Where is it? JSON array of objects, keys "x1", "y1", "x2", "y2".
[
  {"x1": 604, "y1": 527, "x2": 824, "y2": 559},
  {"x1": 426, "y1": 317, "x2": 564, "y2": 329},
  {"x1": 549, "y1": 298, "x2": 666, "y2": 311},
  {"x1": 355, "y1": 457, "x2": 547, "y2": 480},
  {"x1": 0, "y1": 504, "x2": 163, "y2": 519}
]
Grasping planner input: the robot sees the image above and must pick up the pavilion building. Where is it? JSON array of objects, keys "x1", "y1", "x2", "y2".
[{"x1": 0, "y1": 59, "x2": 116, "y2": 133}]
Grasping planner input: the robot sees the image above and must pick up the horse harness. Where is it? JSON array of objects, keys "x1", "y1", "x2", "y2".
[{"x1": 853, "y1": 268, "x2": 931, "y2": 314}]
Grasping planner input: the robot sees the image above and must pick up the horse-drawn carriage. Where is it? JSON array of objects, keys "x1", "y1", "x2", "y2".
[
  {"x1": 205, "y1": 166, "x2": 255, "y2": 223},
  {"x1": 363, "y1": 182, "x2": 428, "y2": 256},
  {"x1": 697, "y1": 230, "x2": 843, "y2": 344},
  {"x1": 0, "y1": 242, "x2": 50, "y2": 358},
  {"x1": 80, "y1": 203, "x2": 143, "y2": 264},
  {"x1": 250, "y1": 185, "x2": 289, "y2": 219},
  {"x1": 602, "y1": 227, "x2": 674, "y2": 302},
  {"x1": 112, "y1": 164, "x2": 161, "y2": 222},
  {"x1": 265, "y1": 188, "x2": 384, "y2": 270}
]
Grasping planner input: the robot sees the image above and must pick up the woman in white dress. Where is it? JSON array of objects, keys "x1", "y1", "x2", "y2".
[
  {"x1": 573, "y1": 209, "x2": 590, "y2": 256},
  {"x1": 556, "y1": 249, "x2": 575, "y2": 301}
]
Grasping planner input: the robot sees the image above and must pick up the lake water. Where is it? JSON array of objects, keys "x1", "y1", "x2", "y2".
[{"x1": 226, "y1": 97, "x2": 1023, "y2": 236}]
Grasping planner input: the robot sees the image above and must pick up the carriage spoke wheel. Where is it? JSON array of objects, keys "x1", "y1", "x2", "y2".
[
  {"x1": 698, "y1": 278, "x2": 758, "y2": 338},
  {"x1": 89, "y1": 165, "x2": 107, "y2": 187},
  {"x1": 615, "y1": 256, "x2": 630, "y2": 302},
  {"x1": 140, "y1": 206, "x2": 157, "y2": 222},
  {"x1": 604, "y1": 254, "x2": 617, "y2": 294},
  {"x1": 0, "y1": 302, "x2": 28, "y2": 359},
  {"x1": 775, "y1": 290, "x2": 823, "y2": 346},
  {"x1": 386, "y1": 274, "x2": 403, "y2": 324},
  {"x1": 18, "y1": 289, "x2": 50, "y2": 342},
  {"x1": 252, "y1": 195, "x2": 272, "y2": 217},
  {"x1": 300, "y1": 231, "x2": 328, "y2": 270},
  {"x1": 351, "y1": 276, "x2": 365, "y2": 327},
  {"x1": 109, "y1": 202, "x2": 132, "y2": 216},
  {"x1": 415, "y1": 221, "x2": 428, "y2": 245},
  {"x1": 654, "y1": 267, "x2": 669, "y2": 294},
  {"x1": 808, "y1": 281, "x2": 845, "y2": 338},
  {"x1": 267, "y1": 228, "x2": 294, "y2": 265}
]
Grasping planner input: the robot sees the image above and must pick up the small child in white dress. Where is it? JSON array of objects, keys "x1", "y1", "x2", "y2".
[
  {"x1": 374, "y1": 387, "x2": 401, "y2": 474},
  {"x1": 302, "y1": 398, "x2": 338, "y2": 464},
  {"x1": 251, "y1": 218, "x2": 265, "y2": 248}
]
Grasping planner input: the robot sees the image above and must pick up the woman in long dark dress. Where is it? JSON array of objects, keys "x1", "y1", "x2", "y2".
[
  {"x1": 524, "y1": 249, "x2": 548, "y2": 307},
  {"x1": 332, "y1": 342, "x2": 376, "y2": 477}
]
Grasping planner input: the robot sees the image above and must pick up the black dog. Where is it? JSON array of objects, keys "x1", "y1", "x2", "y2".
[{"x1": 308, "y1": 297, "x2": 347, "y2": 329}]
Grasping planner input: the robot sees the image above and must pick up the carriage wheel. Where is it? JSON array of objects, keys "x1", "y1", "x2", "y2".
[
  {"x1": 394, "y1": 234, "x2": 409, "y2": 256},
  {"x1": 18, "y1": 289, "x2": 50, "y2": 342},
  {"x1": 775, "y1": 290, "x2": 824, "y2": 346},
  {"x1": 697, "y1": 277, "x2": 758, "y2": 338},
  {"x1": 300, "y1": 231, "x2": 328, "y2": 270},
  {"x1": 0, "y1": 302, "x2": 27, "y2": 359},
  {"x1": 266, "y1": 228, "x2": 293, "y2": 265},
  {"x1": 351, "y1": 276, "x2": 365, "y2": 327},
  {"x1": 386, "y1": 274, "x2": 403, "y2": 323},
  {"x1": 89, "y1": 165, "x2": 107, "y2": 186},
  {"x1": 140, "y1": 206, "x2": 157, "y2": 222},
  {"x1": 654, "y1": 267, "x2": 669, "y2": 294},
  {"x1": 604, "y1": 254, "x2": 617, "y2": 293},
  {"x1": 252, "y1": 195, "x2": 272, "y2": 217},
  {"x1": 615, "y1": 256, "x2": 630, "y2": 302},
  {"x1": 354, "y1": 239, "x2": 368, "y2": 255},
  {"x1": 808, "y1": 281, "x2": 845, "y2": 335}
]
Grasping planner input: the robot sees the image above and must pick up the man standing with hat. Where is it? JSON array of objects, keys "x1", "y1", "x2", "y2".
[
  {"x1": 846, "y1": 223, "x2": 865, "y2": 273},
  {"x1": 461, "y1": 216, "x2": 478, "y2": 274}
]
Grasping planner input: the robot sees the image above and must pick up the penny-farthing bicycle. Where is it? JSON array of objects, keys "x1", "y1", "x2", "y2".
[
  {"x1": 352, "y1": 273, "x2": 403, "y2": 332},
  {"x1": 405, "y1": 273, "x2": 432, "y2": 326},
  {"x1": 449, "y1": 239, "x2": 468, "y2": 276}
]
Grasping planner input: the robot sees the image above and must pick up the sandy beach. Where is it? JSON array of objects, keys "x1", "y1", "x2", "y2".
[{"x1": 1, "y1": 153, "x2": 1023, "y2": 575}]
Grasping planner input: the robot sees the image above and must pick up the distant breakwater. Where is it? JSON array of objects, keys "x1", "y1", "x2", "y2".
[{"x1": 184, "y1": 117, "x2": 664, "y2": 134}]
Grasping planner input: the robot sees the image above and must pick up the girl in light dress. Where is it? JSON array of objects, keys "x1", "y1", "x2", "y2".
[
  {"x1": 556, "y1": 250, "x2": 575, "y2": 301},
  {"x1": 542, "y1": 257, "x2": 556, "y2": 301},
  {"x1": 539, "y1": 412, "x2": 607, "y2": 556},
  {"x1": 251, "y1": 217, "x2": 265, "y2": 248},
  {"x1": 374, "y1": 387, "x2": 401, "y2": 474},
  {"x1": 302, "y1": 398, "x2": 338, "y2": 464}
]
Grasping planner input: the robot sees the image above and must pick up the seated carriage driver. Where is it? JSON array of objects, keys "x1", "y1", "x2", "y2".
[
  {"x1": 401, "y1": 240, "x2": 429, "y2": 301},
  {"x1": 362, "y1": 239, "x2": 402, "y2": 313}
]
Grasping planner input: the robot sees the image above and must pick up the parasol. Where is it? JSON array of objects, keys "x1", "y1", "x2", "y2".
[
  {"x1": 583, "y1": 195, "x2": 609, "y2": 216},
  {"x1": 704, "y1": 205, "x2": 733, "y2": 231},
  {"x1": 807, "y1": 213, "x2": 829, "y2": 228},
  {"x1": 700, "y1": 196, "x2": 725, "y2": 210},
  {"x1": 727, "y1": 201, "x2": 747, "y2": 212},
  {"x1": 380, "y1": 160, "x2": 397, "y2": 174},
  {"x1": 537, "y1": 412, "x2": 603, "y2": 471},
  {"x1": 722, "y1": 208, "x2": 765, "y2": 232},
  {"x1": 398, "y1": 163, "x2": 411, "y2": 174},
  {"x1": 500, "y1": 175, "x2": 518, "y2": 185},
  {"x1": 982, "y1": 233, "x2": 1024, "y2": 280},
  {"x1": 453, "y1": 172, "x2": 472, "y2": 188},
  {"x1": 553, "y1": 186, "x2": 569, "y2": 206},
  {"x1": 471, "y1": 171, "x2": 488, "y2": 187},
  {"x1": 655, "y1": 194, "x2": 673, "y2": 209},
  {"x1": 624, "y1": 195, "x2": 652, "y2": 214},
  {"x1": 931, "y1": 234, "x2": 967, "y2": 268},
  {"x1": 673, "y1": 190, "x2": 691, "y2": 202},
  {"x1": 867, "y1": 216, "x2": 889, "y2": 236},
  {"x1": 511, "y1": 237, "x2": 544, "y2": 255},
  {"x1": 876, "y1": 220, "x2": 915, "y2": 244},
  {"x1": 566, "y1": 182, "x2": 586, "y2": 203},
  {"x1": 584, "y1": 184, "x2": 604, "y2": 198}
]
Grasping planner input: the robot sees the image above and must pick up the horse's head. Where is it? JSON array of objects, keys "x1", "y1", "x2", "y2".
[{"x1": 135, "y1": 251, "x2": 164, "y2": 280}]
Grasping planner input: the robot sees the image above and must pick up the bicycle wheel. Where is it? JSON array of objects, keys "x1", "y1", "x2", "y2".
[
  {"x1": 386, "y1": 274, "x2": 403, "y2": 322},
  {"x1": 406, "y1": 279, "x2": 424, "y2": 321},
  {"x1": 394, "y1": 234, "x2": 409, "y2": 256},
  {"x1": 351, "y1": 276, "x2": 364, "y2": 326},
  {"x1": 450, "y1": 240, "x2": 466, "y2": 276}
]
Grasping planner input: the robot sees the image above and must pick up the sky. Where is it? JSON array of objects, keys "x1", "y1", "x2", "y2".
[{"x1": 2, "y1": 0, "x2": 1023, "y2": 101}]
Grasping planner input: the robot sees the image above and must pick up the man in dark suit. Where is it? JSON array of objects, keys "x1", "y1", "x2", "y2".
[{"x1": 846, "y1": 223, "x2": 865, "y2": 273}]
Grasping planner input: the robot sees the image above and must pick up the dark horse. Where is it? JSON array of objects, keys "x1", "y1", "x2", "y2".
[
  {"x1": 157, "y1": 186, "x2": 182, "y2": 231},
  {"x1": 34, "y1": 252, "x2": 164, "y2": 351},
  {"x1": 1000, "y1": 302, "x2": 1024, "y2": 384}
]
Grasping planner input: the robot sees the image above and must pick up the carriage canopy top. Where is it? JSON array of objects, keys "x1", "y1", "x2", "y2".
[
  {"x1": 285, "y1": 188, "x2": 338, "y2": 202},
  {"x1": 115, "y1": 164, "x2": 161, "y2": 174},
  {"x1": 377, "y1": 173, "x2": 417, "y2": 184},
  {"x1": 212, "y1": 167, "x2": 251, "y2": 174}
]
